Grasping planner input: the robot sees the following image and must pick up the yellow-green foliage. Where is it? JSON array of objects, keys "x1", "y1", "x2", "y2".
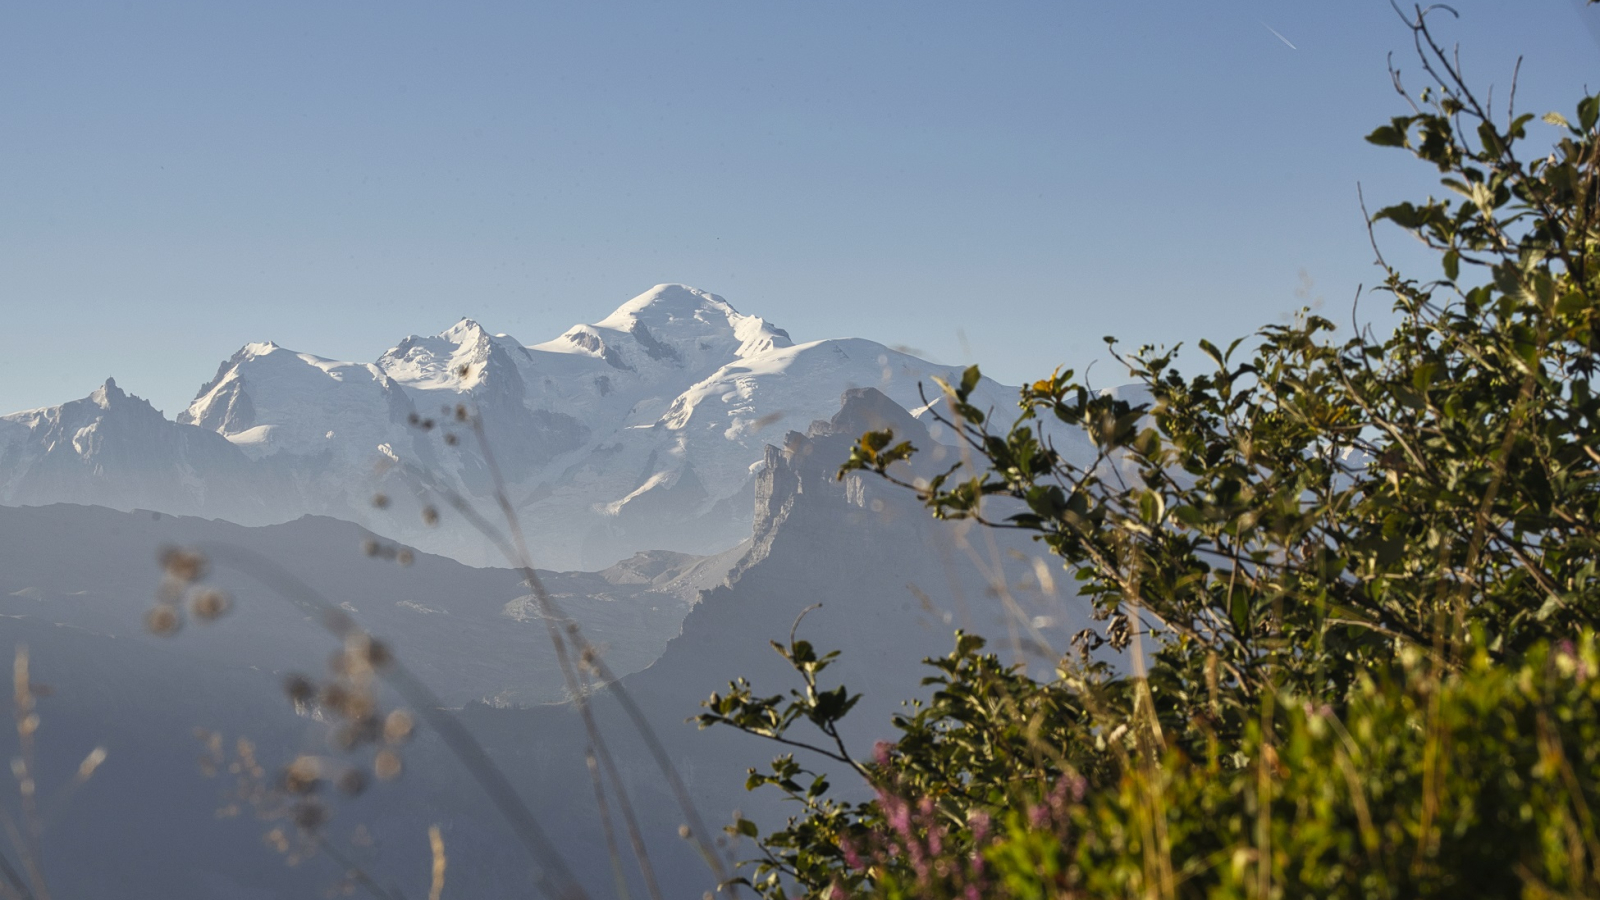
[{"x1": 1061, "y1": 636, "x2": 1600, "y2": 899}]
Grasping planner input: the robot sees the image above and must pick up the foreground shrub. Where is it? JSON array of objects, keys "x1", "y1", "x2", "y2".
[{"x1": 707, "y1": 6, "x2": 1600, "y2": 898}]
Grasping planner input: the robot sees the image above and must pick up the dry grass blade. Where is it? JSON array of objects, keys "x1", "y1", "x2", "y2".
[
  {"x1": 378, "y1": 401, "x2": 740, "y2": 896},
  {"x1": 400, "y1": 414, "x2": 738, "y2": 895},
  {"x1": 7, "y1": 649, "x2": 49, "y2": 900},
  {"x1": 313, "y1": 834, "x2": 410, "y2": 900},
  {"x1": 191, "y1": 543, "x2": 589, "y2": 900},
  {"x1": 463, "y1": 419, "x2": 673, "y2": 900},
  {"x1": 427, "y1": 825, "x2": 446, "y2": 900},
  {"x1": 584, "y1": 749, "x2": 632, "y2": 900}
]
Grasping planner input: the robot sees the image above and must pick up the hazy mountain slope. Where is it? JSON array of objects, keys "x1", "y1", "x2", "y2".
[
  {"x1": 0, "y1": 505, "x2": 729, "y2": 706},
  {"x1": 0, "y1": 614, "x2": 566, "y2": 900}
]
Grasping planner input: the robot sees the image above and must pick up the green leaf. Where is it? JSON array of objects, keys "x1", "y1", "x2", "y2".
[
  {"x1": 1366, "y1": 121, "x2": 1408, "y2": 148},
  {"x1": 959, "y1": 365, "x2": 981, "y2": 399},
  {"x1": 1230, "y1": 591, "x2": 1250, "y2": 636},
  {"x1": 790, "y1": 640, "x2": 816, "y2": 665},
  {"x1": 1556, "y1": 290, "x2": 1587, "y2": 316}
]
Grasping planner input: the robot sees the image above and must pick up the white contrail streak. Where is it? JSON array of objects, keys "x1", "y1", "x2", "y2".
[{"x1": 1261, "y1": 21, "x2": 1298, "y2": 50}]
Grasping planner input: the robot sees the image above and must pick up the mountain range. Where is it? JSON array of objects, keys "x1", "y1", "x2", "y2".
[{"x1": 0, "y1": 284, "x2": 1026, "y2": 570}]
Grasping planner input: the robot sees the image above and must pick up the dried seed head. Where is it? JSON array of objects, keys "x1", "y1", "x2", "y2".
[
  {"x1": 329, "y1": 724, "x2": 360, "y2": 752},
  {"x1": 421, "y1": 505, "x2": 440, "y2": 526},
  {"x1": 454, "y1": 404, "x2": 468, "y2": 422},
  {"x1": 189, "y1": 588, "x2": 231, "y2": 622},
  {"x1": 443, "y1": 432, "x2": 458, "y2": 446},
  {"x1": 159, "y1": 547, "x2": 207, "y2": 583},
  {"x1": 374, "y1": 749, "x2": 403, "y2": 781},
  {"x1": 678, "y1": 824, "x2": 692, "y2": 839},
  {"x1": 396, "y1": 548, "x2": 414, "y2": 567},
  {"x1": 370, "y1": 493, "x2": 390, "y2": 510},
  {"x1": 292, "y1": 799, "x2": 328, "y2": 831},
  {"x1": 283, "y1": 756, "x2": 321, "y2": 795},
  {"x1": 456, "y1": 364, "x2": 472, "y2": 378},
  {"x1": 363, "y1": 639, "x2": 393, "y2": 670},
  {"x1": 383, "y1": 710, "x2": 414, "y2": 744},
  {"x1": 145, "y1": 604, "x2": 182, "y2": 636},
  {"x1": 361, "y1": 539, "x2": 380, "y2": 557},
  {"x1": 284, "y1": 674, "x2": 315, "y2": 704},
  {"x1": 335, "y1": 768, "x2": 367, "y2": 797},
  {"x1": 320, "y1": 682, "x2": 352, "y2": 713},
  {"x1": 337, "y1": 691, "x2": 376, "y2": 723}
]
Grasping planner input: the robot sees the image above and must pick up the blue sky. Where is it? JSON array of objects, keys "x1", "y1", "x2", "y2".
[{"x1": 3, "y1": 1, "x2": 1597, "y2": 416}]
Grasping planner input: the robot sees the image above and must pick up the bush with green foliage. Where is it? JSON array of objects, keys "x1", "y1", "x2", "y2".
[{"x1": 702, "y1": 7, "x2": 1600, "y2": 898}]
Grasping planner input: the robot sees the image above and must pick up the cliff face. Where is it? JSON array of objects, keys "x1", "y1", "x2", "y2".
[
  {"x1": 463, "y1": 387, "x2": 1094, "y2": 897},
  {"x1": 665, "y1": 387, "x2": 970, "y2": 694},
  {"x1": 742, "y1": 386, "x2": 925, "y2": 569}
]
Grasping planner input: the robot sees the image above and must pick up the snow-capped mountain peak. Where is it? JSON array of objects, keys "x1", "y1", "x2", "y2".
[
  {"x1": 594, "y1": 283, "x2": 739, "y2": 330},
  {"x1": 378, "y1": 318, "x2": 531, "y2": 392},
  {"x1": 180, "y1": 339, "x2": 410, "y2": 459},
  {"x1": 442, "y1": 316, "x2": 488, "y2": 340},
  {"x1": 589, "y1": 283, "x2": 793, "y2": 363}
]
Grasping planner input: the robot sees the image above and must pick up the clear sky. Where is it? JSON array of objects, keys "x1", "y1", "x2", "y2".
[{"x1": 3, "y1": 1, "x2": 1597, "y2": 416}]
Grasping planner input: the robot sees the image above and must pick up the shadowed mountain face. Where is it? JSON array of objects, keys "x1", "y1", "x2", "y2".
[
  {"x1": 0, "y1": 505, "x2": 734, "y2": 707},
  {"x1": 0, "y1": 388, "x2": 1096, "y2": 899},
  {"x1": 0, "y1": 285, "x2": 1030, "y2": 570},
  {"x1": 448, "y1": 388, "x2": 1097, "y2": 896}
]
